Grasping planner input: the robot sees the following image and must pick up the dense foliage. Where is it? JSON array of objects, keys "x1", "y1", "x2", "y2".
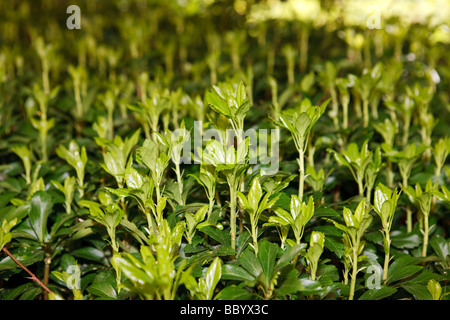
[{"x1": 0, "y1": 0, "x2": 449, "y2": 300}]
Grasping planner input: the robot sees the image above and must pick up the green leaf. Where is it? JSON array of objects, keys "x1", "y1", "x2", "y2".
[
  {"x1": 86, "y1": 270, "x2": 118, "y2": 300},
  {"x1": 276, "y1": 243, "x2": 306, "y2": 269},
  {"x1": 216, "y1": 284, "x2": 255, "y2": 300},
  {"x1": 221, "y1": 264, "x2": 256, "y2": 282},
  {"x1": 295, "y1": 112, "x2": 312, "y2": 138},
  {"x1": 387, "y1": 256, "x2": 423, "y2": 284},
  {"x1": 358, "y1": 285, "x2": 397, "y2": 300},
  {"x1": 71, "y1": 246, "x2": 106, "y2": 264},
  {"x1": 430, "y1": 235, "x2": 449, "y2": 266},
  {"x1": 28, "y1": 191, "x2": 53, "y2": 243},
  {"x1": 401, "y1": 282, "x2": 433, "y2": 300},
  {"x1": 138, "y1": 139, "x2": 158, "y2": 172},
  {"x1": 198, "y1": 257, "x2": 222, "y2": 300},
  {"x1": 257, "y1": 240, "x2": 278, "y2": 286},
  {"x1": 391, "y1": 232, "x2": 421, "y2": 249},
  {"x1": 427, "y1": 279, "x2": 442, "y2": 300},
  {"x1": 206, "y1": 87, "x2": 230, "y2": 117},
  {"x1": 248, "y1": 177, "x2": 263, "y2": 212},
  {"x1": 239, "y1": 249, "x2": 262, "y2": 279},
  {"x1": 199, "y1": 225, "x2": 231, "y2": 247},
  {"x1": 343, "y1": 207, "x2": 356, "y2": 228}
]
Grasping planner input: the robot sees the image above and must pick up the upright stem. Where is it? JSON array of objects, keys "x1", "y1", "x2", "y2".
[
  {"x1": 349, "y1": 239, "x2": 359, "y2": 300},
  {"x1": 229, "y1": 186, "x2": 237, "y2": 250},
  {"x1": 299, "y1": 27, "x2": 309, "y2": 73},
  {"x1": 108, "y1": 108, "x2": 114, "y2": 141},
  {"x1": 402, "y1": 114, "x2": 411, "y2": 147},
  {"x1": 251, "y1": 222, "x2": 258, "y2": 255},
  {"x1": 41, "y1": 126, "x2": 48, "y2": 162},
  {"x1": 207, "y1": 196, "x2": 215, "y2": 221},
  {"x1": 387, "y1": 159, "x2": 394, "y2": 188},
  {"x1": 343, "y1": 102, "x2": 349, "y2": 130},
  {"x1": 358, "y1": 177, "x2": 364, "y2": 197},
  {"x1": 406, "y1": 205, "x2": 412, "y2": 233},
  {"x1": 383, "y1": 232, "x2": 390, "y2": 281},
  {"x1": 422, "y1": 213, "x2": 429, "y2": 257},
  {"x1": 42, "y1": 58, "x2": 50, "y2": 96},
  {"x1": 363, "y1": 99, "x2": 369, "y2": 128},
  {"x1": 298, "y1": 148, "x2": 305, "y2": 201},
  {"x1": 175, "y1": 162, "x2": 184, "y2": 205},
  {"x1": 43, "y1": 251, "x2": 51, "y2": 300}
]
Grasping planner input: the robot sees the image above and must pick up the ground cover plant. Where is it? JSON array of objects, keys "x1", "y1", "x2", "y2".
[{"x1": 0, "y1": 0, "x2": 449, "y2": 301}]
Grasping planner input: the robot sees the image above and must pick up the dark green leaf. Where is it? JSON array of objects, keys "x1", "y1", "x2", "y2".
[
  {"x1": 387, "y1": 256, "x2": 423, "y2": 284},
  {"x1": 358, "y1": 286, "x2": 397, "y2": 300},
  {"x1": 28, "y1": 191, "x2": 54, "y2": 244},
  {"x1": 221, "y1": 263, "x2": 256, "y2": 282}
]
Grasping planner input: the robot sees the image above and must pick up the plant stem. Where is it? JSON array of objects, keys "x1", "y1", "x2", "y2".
[
  {"x1": 343, "y1": 101, "x2": 349, "y2": 130},
  {"x1": 402, "y1": 114, "x2": 411, "y2": 147},
  {"x1": 386, "y1": 159, "x2": 394, "y2": 188},
  {"x1": 363, "y1": 99, "x2": 369, "y2": 128},
  {"x1": 252, "y1": 223, "x2": 258, "y2": 255},
  {"x1": 207, "y1": 196, "x2": 215, "y2": 221},
  {"x1": 2, "y1": 246, "x2": 54, "y2": 297},
  {"x1": 349, "y1": 240, "x2": 359, "y2": 300},
  {"x1": 298, "y1": 148, "x2": 305, "y2": 201},
  {"x1": 175, "y1": 162, "x2": 184, "y2": 205},
  {"x1": 383, "y1": 232, "x2": 390, "y2": 281},
  {"x1": 299, "y1": 27, "x2": 309, "y2": 73},
  {"x1": 43, "y1": 251, "x2": 51, "y2": 300},
  {"x1": 422, "y1": 213, "x2": 429, "y2": 257},
  {"x1": 229, "y1": 186, "x2": 237, "y2": 251},
  {"x1": 357, "y1": 177, "x2": 364, "y2": 197},
  {"x1": 406, "y1": 205, "x2": 412, "y2": 233}
]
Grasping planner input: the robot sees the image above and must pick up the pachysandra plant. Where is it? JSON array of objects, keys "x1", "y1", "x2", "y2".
[
  {"x1": 385, "y1": 96, "x2": 415, "y2": 147},
  {"x1": 137, "y1": 135, "x2": 172, "y2": 204},
  {"x1": 170, "y1": 121, "x2": 191, "y2": 205},
  {"x1": 112, "y1": 240, "x2": 188, "y2": 300},
  {"x1": 364, "y1": 146, "x2": 383, "y2": 204},
  {"x1": 11, "y1": 144, "x2": 33, "y2": 185},
  {"x1": 373, "y1": 183, "x2": 401, "y2": 281},
  {"x1": 52, "y1": 262, "x2": 83, "y2": 300},
  {"x1": 326, "y1": 199, "x2": 373, "y2": 300},
  {"x1": 388, "y1": 143, "x2": 426, "y2": 232},
  {"x1": 79, "y1": 192, "x2": 125, "y2": 254},
  {"x1": 206, "y1": 80, "x2": 251, "y2": 145},
  {"x1": 128, "y1": 88, "x2": 170, "y2": 140},
  {"x1": 2, "y1": 0, "x2": 449, "y2": 302},
  {"x1": 237, "y1": 176, "x2": 280, "y2": 254},
  {"x1": 29, "y1": 83, "x2": 58, "y2": 162},
  {"x1": 68, "y1": 64, "x2": 87, "y2": 134},
  {"x1": 184, "y1": 205, "x2": 209, "y2": 245},
  {"x1": 349, "y1": 62, "x2": 382, "y2": 128},
  {"x1": 200, "y1": 137, "x2": 249, "y2": 250},
  {"x1": 55, "y1": 140, "x2": 88, "y2": 198},
  {"x1": 270, "y1": 195, "x2": 315, "y2": 246},
  {"x1": 336, "y1": 77, "x2": 350, "y2": 130},
  {"x1": 402, "y1": 179, "x2": 438, "y2": 257},
  {"x1": 432, "y1": 137, "x2": 450, "y2": 181},
  {"x1": 305, "y1": 165, "x2": 333, "y2": 194},
  {"x1": 273, "y1": 97, "x2": 329, "y2": 201},
  {"x1": 328, "y1": 139, "x2": 373, "y2": 198},
  {"x1": 51, "y1": 176, "x2": 77, "y2": 215},
  {"x1": 373, "y1": 118, "x2": 397, "y2": 187},
  {"x1": 183, "y1": 256, "x2": 222, "y2": 300},
  {"x1": 189, "y1": 164, "x2": 218, "y2": 222},
  {"x1": 319, "y1": 61, "x2": 339, "y2": 129},
  {"x1": 304, "y1": 231, "x2": 325, "y2": 281}
]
